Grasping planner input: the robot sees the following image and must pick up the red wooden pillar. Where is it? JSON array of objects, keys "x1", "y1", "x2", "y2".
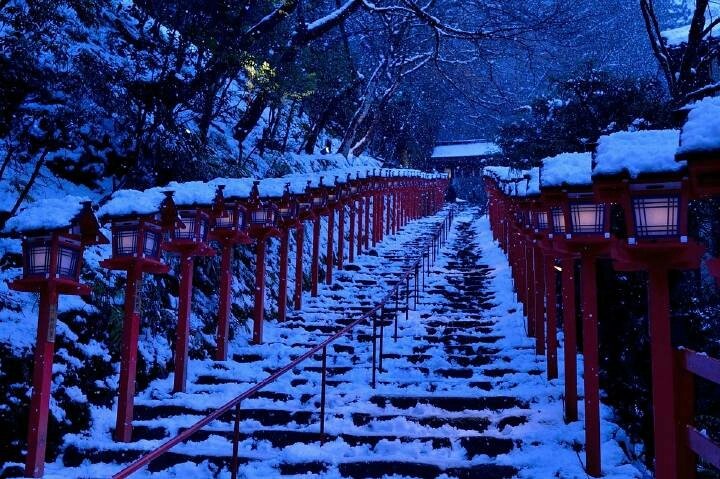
[
  {"x1": 293, "y1": 226, "x2": 305, "y2": 311},
  {"x1": 349, "y1": 201, "x2": 356, "y2": 263},
  {"x1": 392, "y1": 192, "x2": 398, "y2": 235},
  {"x1": 378, "y1": 192, "x2": 385, "y2": 242},
  {"x1": 253, "y1": 239, "x2": 267, "y2": 344},
  {"x1": 364, "y1": 196, "x2": 371, "y2": 250},
  {"x1": 173, "y1": 256, "x2": 194, "y2": 393},
  {"x1": 562, "y1": 257, "x2": 578, "y2": 422},
  {"x1": 525, "y1": 241, "x2": 535, "y2": 336},
  {"x1": 215, "y1": 243, "x2": 233, "y2": 361},
  {"x1": 326, "y1": 208, "x2": 335, "y2": 285},
  {"x1": 25, "y1": 284, "x2": 58, "y2": 477},
  {"x1": 386, "y1": 192, "x2": 392, "y2": 235},
  {"x1": 534, "y1": 245, "x2": 546, "y2": 355},
  {"x1": 372, "y1": 193, "x2": 382, "y2": 248},
  {"x1": 357, "y1": 198, "x2": 363, "y2": 257},
  {"x1": 580, "y1": 252, "x2": 601, "y2": 478},
  {"x1": 647, "y1": 267, "x2": 682, "y2": 479},
  {"x1": 115, "y1": 267, "x2": 141, "y2": 441},
  {"x1": 278, "y1": 229, "x2": 289, "y2": 322},
  {"x1": 293, "y1": 224, "x2": 305, "y2": 309},
  {"x1": 545, "y1": 256, "x2": 558, "y2": 379},
  {"x1": 311, "y1": 218, "x2": 320, "y2": 297},
  {"x1": 337, "y1": 205, "x2": 345, "y2": 270}
]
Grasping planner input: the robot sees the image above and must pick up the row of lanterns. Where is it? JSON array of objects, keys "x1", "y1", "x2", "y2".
[
  {"x1": 484, "y1": 120, "x2": 718, "y2": 479},
  {"x1": 3, "y1": 169, "x2": 449, "y2": 478}
]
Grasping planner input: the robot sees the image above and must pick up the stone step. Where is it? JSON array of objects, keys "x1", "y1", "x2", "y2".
[{"x1": 370, "y1": 395, "x2": 527, "y2": 412}]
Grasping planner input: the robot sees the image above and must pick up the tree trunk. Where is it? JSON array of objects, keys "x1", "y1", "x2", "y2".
[{"x1": 8, "y1": 149, "x2": 48, "y2": 219}]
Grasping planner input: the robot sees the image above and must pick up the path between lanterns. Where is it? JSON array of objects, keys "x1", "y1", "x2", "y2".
[{"x1": 50, "y1": 207, "x2": 643, "y2": 479}]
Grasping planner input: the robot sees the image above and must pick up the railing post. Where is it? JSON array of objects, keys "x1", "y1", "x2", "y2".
[
  {"x1": 371, "y1": 314, "x2": 377, "y2": 388},
  {"x1": 394, "y1": 289, "x2": 399, "y2": 342},
  {"x1": 414, "y1": 264, "x2": 419, "y2": 308},
  {"x1": 405, "y1": 275, "x2": 410, "y2": 321},
  {"x1": 230, "y1": 402, "x2": 241, "y2": 479},
  {"x1": 379, "y1": 308, "x2": 385, "y2": 373},
  {"x1": 320, "y1": 345, "x2": 327, "y2": 442}
]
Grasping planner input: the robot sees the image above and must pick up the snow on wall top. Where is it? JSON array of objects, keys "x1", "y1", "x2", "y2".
[
  {"x1": 678, "y1": 95, "x2": 720, "y2": 156},
  {"x1": 593, "y1": 129, "x2": 684, "y2": 178},
  {"x1": 541, "y1": 152, "x2": 593, "y2": 188},
  {"x1": 662, "y1": 23, "x2": 720, "y2": 47},
  {"x1": 3, "y1": 196, "x2": 90, "y2": 234},
  {"x1": 515, "y1": 168, "x2": 540, "y2": 197},
  {"x1": 431, "y1": 141, "x2": 502, "y2": 159}
]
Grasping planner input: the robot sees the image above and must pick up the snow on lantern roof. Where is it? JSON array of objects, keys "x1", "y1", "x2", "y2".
[
  {"x1": 431, "y1": 141, "x2": 502, "y2": 159},
  {"x1": 3, "y1": 196, "x2": 91, "y2": 234},
  {"x1": 97, "y1": 167, "x2": 443, "y2": 220},
  {"x1": 541, "y1": 152, "x2": 593, "y2": 188},
  {"x1": 593, "y1": 129, "x2": 685, "y2": 179},
  {"x1": 677, "y1": 95, "x2": 720, "y2": 157},
  {"x1": 98, "y1": 188, "x2": 171, "y2": 219}
]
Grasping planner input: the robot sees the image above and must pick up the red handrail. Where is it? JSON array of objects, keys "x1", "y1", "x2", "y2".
[{"x1": 112, "y1": 210, "x2": 453, "y2": 478}]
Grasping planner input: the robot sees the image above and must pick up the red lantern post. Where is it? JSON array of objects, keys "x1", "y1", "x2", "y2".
[
  {"x1": 294, "y1": 181, "x2": 315, "y2": 310},
  {"x1": 206, "y1": 185, "x2": 252, "y2": 361},
  {"x1": 549, "y1": 166, "x2": 611, "y2": 478},
  {"x1": 275, "y1": 184, "x2": 300, "y2": 322},
  {"x1": 245, "y1": 181, "x2": 280, "y2": 344},
  {"x1": 593, "y1": 129, "x2": 702, "y2": 479},
  {"x1": 98, "y1": 191, "x2": 179, "y2": 441},
  {"x1": 161, "y1": 191, "x2": 216, "y2": 393},
  {"x1": 6, "y1": 199, "x2": 107, "y2": 477}
]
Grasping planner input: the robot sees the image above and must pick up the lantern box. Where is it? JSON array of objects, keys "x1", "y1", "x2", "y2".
[
  {"x1": 100, "y1": 218, "x2": 169, "y2": 275},
  {"x1": 276, "y1": 187, "x2": 300, "y2": 228},
  {"x1": 208, "y1": 186, "x2": 251, "y2": 245},
  {"x1": 8, "y1": 200, "x2": 108, "y2": 295}
]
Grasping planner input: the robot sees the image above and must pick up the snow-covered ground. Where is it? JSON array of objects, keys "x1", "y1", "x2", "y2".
[{"x1": 14, "y1": 207, "x2": 647, "y2": 478}]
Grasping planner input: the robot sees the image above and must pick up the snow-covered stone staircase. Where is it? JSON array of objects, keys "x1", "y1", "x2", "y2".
[{"x1": 52, "y1": 207, "x2": 645, "y2": 478}]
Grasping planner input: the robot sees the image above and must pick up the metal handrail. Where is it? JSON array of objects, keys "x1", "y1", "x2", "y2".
[{"x1": 112, "y1": 210, "x2": 453, "y2": 479}]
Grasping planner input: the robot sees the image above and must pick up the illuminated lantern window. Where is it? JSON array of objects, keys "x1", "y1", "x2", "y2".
[
  {"x1": 551, "y1": 207, "x2": 566, "y2": 234},
  {"x1": 24, "y1": 237, "x2": 52, "y2": 277},
  {"x1": 173, "y1": 210, "x2": 209, "y2": 242},
  {"x1": 535, "y1": 211, "x2": 549, "y2": 230},
  {"x1": 570, "y1": 202, "x2": 605, "y2": 234},
  {"x1": 251, "y1": 204, "x2": 277, "y2": 227},
  {"x1": 56, "y1": 239, "x2": 81, "y2": 279},
  {"x1": 111, "y1": 221, "x2": 163, "y2": 260},
  {"x1": 632, "y1": 196, "x2": 679, "y2": 238}
]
